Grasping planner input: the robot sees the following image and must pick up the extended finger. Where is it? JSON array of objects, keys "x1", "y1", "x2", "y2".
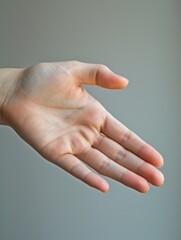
[
  {"x1": 78, "y1": 148, "x2": 150, "y2": 193},
  {"x1": 72, "y1": 62, "x2": 129, "y2": 89},
  {"x1": 94, "y1": 135, "x2": 164, "y2": 186},
  {"x1": 54, "y1": 154, "x2": 109, "y2": 192},
  {"x1": 102, "y1": 113, "x2": 164, "y2": 167}
]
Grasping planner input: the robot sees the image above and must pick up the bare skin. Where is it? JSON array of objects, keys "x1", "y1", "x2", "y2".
[{"x1": 0, "y1": 61, "x2": 164, "y2": 192}]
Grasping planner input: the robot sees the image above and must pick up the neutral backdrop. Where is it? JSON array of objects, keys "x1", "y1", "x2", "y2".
[{"x1": 0, "y1": 0, "x2": 180, "y2": 240}]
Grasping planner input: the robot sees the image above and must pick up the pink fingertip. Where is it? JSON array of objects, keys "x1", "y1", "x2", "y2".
[
  {"x1": 87, "y1": 174, "x2": 109, "y2": 193},
  {"x1": 119, "y1": 76, "x2": 129, "y2": 87},
  {"x1": 157, "y1": 154, "x2": 164, "y2": 168},
  {"x1": 120, "y1": 171, "x2": 150, "y2": 193},
  {"x1": 139, "y1": 145, "x2": 164, "y2": 168},
  {"x1": 99, "y1": 181, "x2": 110, "y2": 193},
  {"x1": 154, "y1": 171, "x2": 165, "y2": 187}
]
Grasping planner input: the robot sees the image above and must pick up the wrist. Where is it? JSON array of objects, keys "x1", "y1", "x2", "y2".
[{"x1": 0, "y1": 68, "x2": 23, "y2": 125}]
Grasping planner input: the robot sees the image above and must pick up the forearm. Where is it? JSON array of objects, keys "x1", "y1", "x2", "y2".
[{"x1": 0, "y1": 68, "x2": 22, "y2": 125}]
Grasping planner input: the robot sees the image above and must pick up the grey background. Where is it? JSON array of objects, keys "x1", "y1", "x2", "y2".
[{"x1": 0, "y1": 0, "x2": 180, "y2": 239}]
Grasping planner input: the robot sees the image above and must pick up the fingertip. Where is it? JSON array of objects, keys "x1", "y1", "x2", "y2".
[
  {"x1": 87, "y1": 173, "x2": 109, "y2": 193},
  {"x1": 120, "y1": 76, "x2": 129, "y2": 85},
  {"x1": 99, "y1": 181, "x2": 110, "y2": 193},
  {"x1": 152, "y1": 154, "x2": 164, "y2": 169},
  {"x1": 157, "y1": 154, "x2": 164, "y2": 168},
  {"x1": 116, "y1": 76, "x2": 129, "y2": 89},
  {"x1": 95, "y1": 64, "x2": 129, "y2": 89},
  {"x1": 137, "y1": 179, "x2": 150, "y2": 193},
  {"x1": 154, "y1": 171, "x2": 165, "y2": 187},
  {"x1": 139, "y1": 145, "x2": 164, "y2": 168}
]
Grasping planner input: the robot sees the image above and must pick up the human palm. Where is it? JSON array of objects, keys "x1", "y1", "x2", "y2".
[{"x1": 5, "y1": 61, "x2": 164, "y2": 192}]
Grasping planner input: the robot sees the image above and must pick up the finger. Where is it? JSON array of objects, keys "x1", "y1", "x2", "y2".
[
  {"x1": 78, "y1": 148, "x2": 150, "y2": 193},
  {"x1": 102, "y1": 113, "x2": 164, "y2": 167},
  {"x1": 74, "y1": 62, "x2": 129, "y2": 89},
  {"x1": 94, "y1": 135, "x2": 164, "y2": 186},
  {"x1": 54, "y1": 154, "x2": 109, "y2": 192}
]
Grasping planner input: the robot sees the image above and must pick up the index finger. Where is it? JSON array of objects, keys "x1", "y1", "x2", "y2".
[{"x1": 102, "y1": 113, "x2": 164, "y2": 167}]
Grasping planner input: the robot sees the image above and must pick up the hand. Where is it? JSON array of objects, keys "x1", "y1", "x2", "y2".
[{"x1": 1, "y1": 61, "x2": 164, "y2": 192}]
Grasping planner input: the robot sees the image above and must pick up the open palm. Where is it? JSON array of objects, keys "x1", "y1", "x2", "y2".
[{"x1": 5, "y1": 61, "x2": 164, "y2": 192}]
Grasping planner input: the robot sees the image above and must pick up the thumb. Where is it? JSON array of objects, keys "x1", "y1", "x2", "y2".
[{"x1": 74, "y1": 62, "x2": 129, "y2": 89}]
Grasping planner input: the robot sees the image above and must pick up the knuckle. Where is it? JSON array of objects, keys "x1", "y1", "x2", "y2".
[
  {"x1": 40, "y1": 141, "x2": 67, "y2": 163},
  {"x1": 98, "y1": 159, "x2": 111, "y2": 175},
  {"x1": 71, "y1": 137, "x2": 86, "y2": 155},
  {"x1": 69, "y1": 161, "x2": 82, "y2": 175},
  {"x1": 64, "y1": 60, "x2": 80, "y2": 71},
  {"x1": 115, "y1": 148, "x2": 127, "y2": 163},
  {"x1": 94, "y1": 64, "x2": 109, "y2": 85},
  {"x1": 97, "y1": 64, "x2": 109, "y2": 72},
  {"x1": 120, "y1": 129, "x2": 132, "y2": 144}
]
